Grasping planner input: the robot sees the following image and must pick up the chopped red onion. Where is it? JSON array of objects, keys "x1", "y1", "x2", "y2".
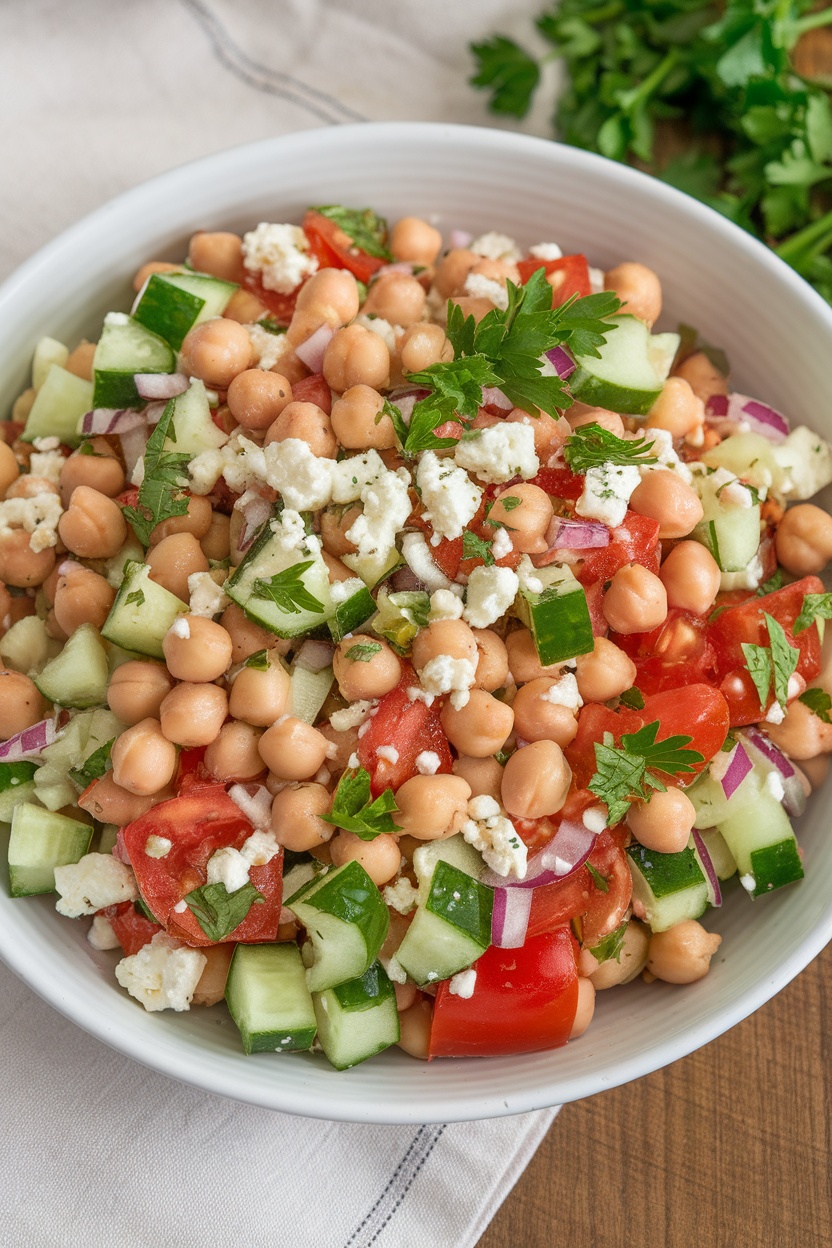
[
  {"x1": 238, "y1": 494, "x2": 272, "y2": 552},
  {"x1": 480, "y1": 386, "x2": 513, "y2": 410},
  {"x1": 0, "y1": 717, "x2": 62, "y2": 761},
  {"x1": 705, "y1": 394, "x2": 729, "y2": 418},
  {"x1": 545, "y1": 345, "x2": 576, "y2": 380},
  {"x1": 119, "y1": 423, "x2": 147, "y2": 480},
  {"x1": 705, "y1": 392, "x2": 789, "y2": 443},
  {"x1": 113, "y1": 829, "x2": 132, "y2": 865},
  {"x1": 448, "y1": 228, "x2": 473, "y2": 250},
  {"x1": 81, "y1": 408, "x2": 146, "y2": 436},
  {"x1": 718, "y1": 741, "x2": 753, "y2": 800},
  {"x1": 389, "y1": 567, "x2": 426, "y2": 592},
  {"x1": 143, "y1": 401, "x2": 167, "y2": 426},
  {"x1": 375, "y1": 261, "x2": 416, "y2": 277},
  {"x1": 692, "y1": 829, "x2": 722, "y2": 907},
  {"x1": 295, "y1": 324, "x2": 334, "y2": 373},
  {"x1": 491, "y1": 886, "x2": 532, "y2": 948},
  {"x1": 544, "y1": 516, "x2": 610, "y2": 551},
  {"x1": 134, "y1": 373, "x2": 189, "y2": 400},
  {"x1": 741, "y1": 726, "x2": 806, "y2": 818},
  {"x1": 294, "y1": 639, "x2": 335, "y2": 672},
  {"x1": 228, "y1": 783, "x2": 273, "y2": 831},
  {"x1": 483, "y1": 820, "x2": 596, "y2": 890}
]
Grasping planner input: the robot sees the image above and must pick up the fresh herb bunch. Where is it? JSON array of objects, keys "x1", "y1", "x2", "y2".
[{"x1": 470, "y1": 0, "x2": 832, "y2": 303}]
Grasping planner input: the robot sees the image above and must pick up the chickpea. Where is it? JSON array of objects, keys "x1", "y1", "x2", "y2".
[
  {"x1": 591, "y1": 920, "x2": 651, "y2": 989},
  {"x1": 320, "y1": 504, "x2": 360, "y2": 558},
  {"x1": 472, "y1": 629, "x2": 509, "y2": 692},
  {"x1": 800, "y1": 754, "x2": 830, "y2": 789},
  {"x1": 330, "y1": 385, "x2": 396, "y2": 451},
  {"x1": 148, "y1": 493, "x2": 213, "y2": 545},
  {"x1": 59, "y1": 439, "x2": 125, "y2": 504},
  {"x1": 58, "y1": 485, "x2": 127, "y2": 559},
  {"x1": 227, "y1": 369, "x2": 294, "y2": 431},
  {"x1": 397, "y1": 997, "x2": 433, "y2": 1059},
  {"x1": 188, "y1": 231, "x2": 245, "y2": 283},
  {"x1": 505, "y1": 628, "x2": 561, "y2": 684},
  {"x1": 228, "y1": 655, "x2": 291, "y2": 726},
  {"x1": 204, "y1": 720, "x2": 265, "y2": 781},
  {"x1": 147, "y1": 532, "x2": 209, "y2": 602},
  {"x1": 441, "y1": 689, "x2": 514, "y2": 757},
  {"x1": 333, "y1": 636, "x2": 401, "y2": 702},
  {"x1": 107, "y1": 660, "x2": 174, "y2": 725},
  {"x1": 395, "y1": 981, "x2": 418, "y2": 1013},
  {"x1": 775, "y1": 504, "x2": 832, "y2": 576},
  {"x1": 575, "y1": 637, "x2": 636, "y2": 704},
  {"x1": 647, "y1": 919, "x2": 722, "y2": 984},
  {"x1": 452, "y1": 754, "x2": 503, "y2": 800},
  {"x1": 0, "y1": 530, "x2": 56, "y2": 588},
  {"x1": 53, "y1": 566, "x2": 115, "y2": 634},
  {"x1": 110, "y1": 717, "x2": 178, "y2": 796},
  {"x1": 258, "y1": 716, "x2": 330, "y2": 780},
  {"x1": 603, "y1": 262, "x2": 662, "y2": 327},
  {"x1": 162, "y1": 615, "x2": 232, "y2": 684},
  {"x1": 321, "y1": 550, "x2": 354, "y2": 582},
  {"x1": 567, "y1": 407, "x2": 626, "y2": 437},
  {"x1": 488, "y1": 484, "x2": 553, "y2": 555},
  {"x1": 159, "y1": 682, "x2": 229, "y2": 747},
  {"x1": 766, "y1": 697, "x2": 832, "y2": 759},
  {"x1": 220, "y1": 603, "x2": 282, "y2": 664},
  {"x1": 603, "y1": 564, "x2": 667, "y2": 634},
  {"x1": 330, "y1": 830, "x2": 401, "y2": 885},
  {"x1": 223, "y1": 288, "x2": 269, "y2": 324},
  {"x1": 0, "y1": 669, "x2": 45, "y2": 739},
  {"x1": 569, "y1": 977, "x2": 596, "y2": 1039},
  {"x1": 179, "y1": 318, "x2": 253, "y2": 390},
  {"x1": 506, "y1": 406, "x2": 570, "y2": 458},
  {"x1": 390, "y1": 217, "x2": 443, "y2": 266},
  {"x1": 362, "y1": 273, "x2": 426, "y2": 327},
  {"x1": 0, "y1": 440, "x2": 19, "y2": 497},
  {"x1": 501, "y1": 740, "x2": 572, "y2": 819},
  {"x1": 659, "y1": 542, "x2": 721, "y2": 616},
  {"x1": 394, "y1": 774, "x2": 471, "y2": 840},
  {"x1": 412, "y1": 618, "x2": 478, "y2": 674},
  {"x1": 399, "y1": 324, "x2": 452, "y2": 374},
  {"x1": 674, "y1": 351, "x2": 728, "y2": 403},
  {"x1": 200, "y1": 511, "x2": 231, "y2": 562},
  {"x1": 627, "y1": 786, "x2": 695, "y2": 854},
  {"x1": 629, "y1": 472, "x2": 704, "y2": 540},
  {"x1": 6, "y1": 475, "x2": 60, "y2": 501},
  {"x1": 270, "y1": 782, "x2": 333, "y2": 851},
  {"x1": 77, "y1": 772, "x2": 159, "y2": 824},
  {"x1": 132, "y1": 260, "x2": 180, "y2": 293},
  {"x1": 511, "y1": 677, "x2": 579, "y2": 747},
  {"x1": 646, "y1": 377, "x2": 703, "y2": 438},
  {"x1": 432, "y1": 248, "x2": 478, "y2": 298},
  {"x1": 192, "y1": 944, "x2": 235, "y2": 1007},
  {"x1": 265, "y1": 400, "x2": 338, "y2": 457},
  {"x1": 62, "y1": 340, "x2": 97, "y2": 382},
  {"x1": 0, "y1": 581, "x2": 11, "y2": 628},
  {"x1": 323, "y1": 325, "x2": 390, "y2": 394},
  {"x1": 286, "y1": 268, "x2": 360, "y2": 347}
]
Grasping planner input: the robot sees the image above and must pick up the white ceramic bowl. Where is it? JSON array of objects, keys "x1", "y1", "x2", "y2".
[{"x1": 2, "y1": 123, "x2": 832, "y2": 1124}]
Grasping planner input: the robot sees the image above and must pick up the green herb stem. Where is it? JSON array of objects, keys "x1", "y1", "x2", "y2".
[{"x1": 774, "y1": 206, "x2": 832, "y2": 265}]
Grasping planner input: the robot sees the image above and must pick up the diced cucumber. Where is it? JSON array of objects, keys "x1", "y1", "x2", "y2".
[
  {"x1": 103, "y1": 532, "x2": 146, "y2": 587},
  {"x1": 0, "y1": 763, "x2": 38, "y2": 822},
  {"x1": 396, "y1": 859, "x2": 492, "y2": 986},
  {"x1": 225, "y1": 521, "x2": 335, "y2": 639},
  {"x1": 34, "y1": 624, "x2": 109, "y2": 709},
  {"x1": 515, "y1": 563, "x2": 593, "y2": 664},
  {"x1": 133, "y1": 271, "x2": 237, "y2": 350},
  {"x1": 32, "y1": 337, "x2": 69, "y2": 390},
  {"x1": 92, "y1": 314, "x2": 176, "y2": 409},
  {"x1": 285, "y1": 861, "x2": 389, "y2": 993},
  {"x1": 101, "y1": 561, "x2": 187, "y2": 658},
  {"x1": 717, "y1": 791, "x2": 803, "y2": 897},
  {"x1": 412, "y1": 833, "x2": 485, "y2": 905},
  {"x1": 627, "y1": 842, "x2": 710, "y2": 933},
  {"x1": 569, "y1": 316, "x2": 679, "y2": 417},
  {"x1": 341, "y1": 544, "x2": 403, "y2": 590},
  {"x1": 327, "y1": 578, "x2": 377, "y2": 642},
  {"x1": 0, "y1": 614, "x2": 56, "y2": 675},
  {"x1": 687, "y1": 764, "x2": 762, "y2": 830},
  {"x1": 96, "y1": 824, "x2": 120, "y2": 855},
  {"x1": 691, "y1": 472, "x2": 761, "y2": 573},
  {"x1": 313, "y1": 961, "x2": 400, "y2": 1070},
  {"x1": 225, "y1": 943, "x2": 317, "y2": 1055},
  {"x1": 7, "y1": 802, "x2": 93, "y2": 896},
  {"x1": 160, "y1": 379, "x2": 228, "y2": 455},
  {"x1": 702, "y1": 433, "x2": 780, "y2": 494},
  {"x1": 371, "y1": 588, "x2": 430, "y2": 654},
  {"x1": 290, "y1": 662, "x2": 334, "y2": 725},
  {"x1": 33, "y1": 707, "x2": 121, "y2": 811},
  {"x1": 21, "y1": 364, "x2": 92, "y2": 446},
  {"x1": 0, "y1": 783, "x2": 36, "y2": 823}
]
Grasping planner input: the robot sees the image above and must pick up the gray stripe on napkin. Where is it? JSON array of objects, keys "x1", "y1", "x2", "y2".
[{"x1": 345, "y1": 1124, "x2": 447, "y2": 1248}]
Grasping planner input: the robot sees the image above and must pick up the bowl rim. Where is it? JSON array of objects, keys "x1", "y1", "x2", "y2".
[{"x1": 2, "y1": 120, "x2": 832, "y2": 1123}]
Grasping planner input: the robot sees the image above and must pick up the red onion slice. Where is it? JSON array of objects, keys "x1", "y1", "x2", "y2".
[
  {"x1": 0, "y1": 717, "x2": 62, "y2": 761},
  {"x1": 741, "y1": 726, "x2": 806, "y2": 817},
  {"x1": 480, "y1": 386, "x2": 513, "y2": 410},
  {"x1": 228, "y1": 783, "x2": 273, "y2": 831},
  {"x1": 705, "y1": 392, "x2": 789, "y2": 443},
  {"x1": 545, "y1": 345, "x2": 576, "y2": 380},
  {"x1": 491, "y1": 886, "x2": 532, "y2": 948},
  {"x1": 692, "y1": 829, "x2": 722, "y2": 907},
  {"x1": 545, "y1": 516, "x2": 611, "y2": 551},
  {"x1": 237, "y1": 494, "x2": 272, "y2": 553},
  {"x1": 483, "y1": 820, "x2": 597, "y2": 890},
  {"x1": 717, "y1": 741, "x2": 753, "y2": 800},
  {"x1": 448, "y1": 228, "x2": 473, "y2": 250},
  {"x1": 81, "y1": 408, "x2": 146, "y2": 436},
  {"x1": 389, "y1": 567, "x2": 427, "y2": 593},
  {"x1": 134, "y1": 373, "x2": 189, "y2": 400},
  {"x1": 119, "y1": 423, "x2": 147, "y2": 480},
  {"x1": 143, "y1": 401, "x2": 167, "y2": 426},
  {"x1": 295, "y1": 324, "x2": 335, "y2": 373},
  {"x1": 294, "y1": 639, "x2": 335, "y2": 672},
  {"x1": 376, "y1": 261, "x2": 416, "y2": 277}
]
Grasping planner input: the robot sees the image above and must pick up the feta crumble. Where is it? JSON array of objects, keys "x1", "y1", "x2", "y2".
[
  {"x1": 576, "y1": 463, "x2": 641, "y2": 527},
  {"x1": 582, "y1": 806, "x2": 608, "y2": 834},
  {"x1": 739, "y1": 873, "x2": 756, "y2": 893},
  {"x1": 765, "y1": 702, "x2": 786, "y2": 725},
  {"x1": 330, "y1": 450, "x2": 387, "y2": 504},
  {"x1": 463, "y1": 564, "x2": 520, "y2": 630},
  {"x1": 0, "y1": 493, "x2": 63, "y2": 553},
  {"x1": 206, "y1": 846, "x2": 251, "y2": 892},
  {"x1": 54, "y1": 854, "x2": 138, "y2": 918},
  {"x1": 144, "y1": 835, "x2": 172, "y2": 859},
  {"x1": 491, "y1": 526, "x2": 514, "y2": 560},
  {"x1": 242, "y1": 222, "x2": 318, "y2": 294},
  {"x1": 462, "y1": 272, "x2": 509, "y2": 311},
  {"x1": 461, "y1": 795, "x2": 528, "y2": 880},
  {"x1": 169, "y1": 616, "x2": 190, "y2": 640},
  {"x1": 454, "y1": 423, "x2": 539, "y2": 484},
  {"x1": 240, "y1": 830, "x2": 281, "y2": 866},
  {"x1": 416, "y1": 451, "x2": 481, "y2": 542},
  {"x1": 376, "y1": 745, "x2": 400, "y2": 765},
  {"x1": 115, "y1": 933, "x2": 207, "y2": 1013},
  {"x1": 188, "y1": 570, "x2": 229, "y2": 619},
  {"x1": 383, "y1": 877, "x2": 419, "y2": 915},
  {"x1": 329, "y1": 699, "x2": 377, "y2": 732},
  {"x1": 346, "y1": 467, "x2": 412, "y2": 564},
  {"x1": 87, "y1": 914, "x2": 120, "y2": 951},
  {"x1": 470, "y1": 232, "x2": 521, "y2": 262},
  {"x1": 415, "y1": 751, "x2": 442, "y2": 775},
  {"x1": 29, "y1": 449, "x2": 65, "y2": 485},
  {"x1": 245, "y1": 322, "x2": 292, "y2": 372},
  {"x1": 539, "y1": 672, "x2": 583, "y2": 711},
  {"x1": 263, "y1": 436, "x2": 335, "y2": 511},
  {"x1": 382, "y1": 954, "x2": 408, "y2": 984},
  {"x1": 428, "y1": 588, "x2": 465, "y2": 622},
  {"x1": 529, "y1": 242, "x2": 563, "y2": 261},
  {"x1": 353, "y1": 313, "x2": 402, "y2": 354},
  {"x1": 418, "y1": 654, "x2": 477, "y2": 710},
  {"x1": 720, "y1": 553, "x2": 764, "y2": 592},
  {"x1": 401, "y1": 531, "x2": 453, "y2": 592},
  {"x1": 448, "y1": 968, "x2": 477, "y2": 999}
]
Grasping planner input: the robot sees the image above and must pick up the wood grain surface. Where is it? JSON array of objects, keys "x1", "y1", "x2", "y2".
[{"x1": 480, "y1": 26, "x2": 832, "y2": 1248}]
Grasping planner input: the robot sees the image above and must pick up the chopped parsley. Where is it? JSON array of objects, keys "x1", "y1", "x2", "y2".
[
  {"x1": 799, "y1": 687, "x2": 832, "y2": 723},
  {"x1": 323, "y1": 767, "x2": 401, "y2": 841},
  {"x1": 243, "y1": 649, "x2": 270, "y2": 671},
  {"x1": 563, "y1": 424, "x2": 659, "y2": 474},
  {"x1": 793, "y1": 592, "x2": 832, "y2": 634},
  {"x1": 185, "y1": 881, "x2": 265, "y2": 942},
  {"x1": 311, "y1": 204, "x2": 393, "y2": 260},
  {"x1": 741, "y1": 613, "x2": 800, "y2": 709},
  {"x1": 345, "y1": 642, "x2": 383, "y2": 663},
  {"x1": 68, "y1": 738, "x2": 115, "y2": 790},
  {"x1": 121, "y1": 400, "x2": 190, "y2": 545},
  {"x1": 252, "y1": 561, "x2": 325, "y2": 617},
  {"x1": 462, "y1": 530, "x2": 495, "y2": 565},
  {"x1": 589, "y1": 720, "x2": 704, "y2": 826},
  {"x1": 589, "y1": 921, "x2": 628, "y2": 963},
  {"x1": 586, "y1": 862, "x2": 609, "y2": 893},
  {"x1": 619, "y1": 687, "x2": 646, "y2": 711}
]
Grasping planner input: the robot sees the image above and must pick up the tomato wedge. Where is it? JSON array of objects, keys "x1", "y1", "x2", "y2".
[
  {"x1": 612, "y1": 609, "x2": 716, "y2": 695},
  {"x1": 242, "y1": 271, "x2": 299, "y2": 325},
  {"x1": 429, "y1": 928, "x2": 579, "y2": 1057},
  {"x1": 357, "y1": 665, "x2": 453, "y2": 795},
  {"x1": 100, "y1": 901, "x2": 163, "y2": 956},
  {"x1": 292, "y1": 372, "x2": 333, "y2": 415},
  {"x1": 121, "y1": 787, "x2": 283, "y2": 947},
  {"x1": 574, "y1": 512, "x2": 661, "y2": 586},
  {"x1": 517, "y1": 254, "x2": 592, "y2": 307},
  {"x1": 303, "y1": 210, "x2": 387, "y2": 284},
  {"x1": 527, "y1": 826, "x2": 631, "y2": 945}
]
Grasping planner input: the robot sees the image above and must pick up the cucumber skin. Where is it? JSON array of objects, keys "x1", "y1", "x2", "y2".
[
  {"x1": 225, "y1": 943, "x2": 316, "y2": 1055},
  {"x1": 627, "y1": 843, "x2": 709, "y2": 933},
  {"x1": 568, "y1": 367, "x2": 662, "y2": 418},
  {"x1": 34, "y1": 624, "x2": 109, "y2": 709},
  {"x1": 313, "y1": 962, "x2": 400, "y2": 1070},
  {"x1": 8, "y1": 802, "x2": 94, "y2": 897},
  {"x1": 286, "y1": 861, "x2": 390, "y2": 993}
]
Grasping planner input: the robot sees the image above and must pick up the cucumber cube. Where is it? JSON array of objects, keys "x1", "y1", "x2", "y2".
[
  {"x1": 34, "y1": 623, "x2": 109, "y2": 709},
  {"x1": 516, "y1": 564, "x2": 593, "y2": 665},
  {"x1": 327, "y1": 578, "x2": 377, "y2": 642},
  {"x1": 627, "y1": 843, "x2": 710, "y2": 933},
  {"x1": 21, "y1": 364, "x2": 92, "y2": 446},
  {"x1": 101, "y1": 562, "x2": 188, "y2": 658},
  {"x1": 396, "y1": 860, "x2": 492, "y2": 987},
  {"x1": 285, "y1": 861, "x2": 389, "y2": 993},
  {"x1": 8, "y1": 802, "x2": 93, "y2": 897},
  {"x1": 313, "y1": 962, "x2": 400, "y2": 1070},
  {"x1": 225, "y1": 943, "x2": 316, "y2": 1055},
  {"x1": 133, "y1": 272, "x2": 237, "y2": 350},
  {"x1": 93, "y1": 315, "x2": 175, "y2": 409}
]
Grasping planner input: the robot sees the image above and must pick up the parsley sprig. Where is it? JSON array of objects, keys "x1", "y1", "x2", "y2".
[
  {"x1": 252, "y1": 561, "x2": 325, "y2": 617},
  {"x1": 122, "y1": 401, "x2": 190, "y2": 545},
  {"x1": 741, "y1": 612, "x2": 800, "y2": 710},
  {"x1": 563, "y1": 424, "x2": 660, "y2": 474},
  {"x1": 185, "y1": 881, "x2": 264, "y2": 942},
  {"x1": 311, "y1": 204, "x2": 393, "y2": 260},
  {"x1": 800, "y1": 687, "x2": 832, "y2": 723},
  {"x1": 462, "y1": 530, "x2": 495, "y2": 565},
  {"x1": 793, "y1": 591, "x2": 832, "y2": 634},
  {"x1": 323, "y1": 767, "x2": 401, "y2": 841},
  {"x1": 589, "y1": 720, "x2": 704, "y2": 826}
]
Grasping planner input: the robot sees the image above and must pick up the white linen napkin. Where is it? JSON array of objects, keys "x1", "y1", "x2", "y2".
[{"x1": 0, "y1": 2, "x2": 561, "y2": 1244}]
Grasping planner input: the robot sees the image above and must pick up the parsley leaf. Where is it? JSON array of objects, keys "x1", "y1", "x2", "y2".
[
  {"x1": 757, "y1": 568, "x2": 785, "y2": 596},
  {"x1": 793, "y1": 592, "x2": 832, "y2": 634},
  {"x1": 244, "y1": 649, "x2": 270, "y2": 671},
  {"x1": 619, "y1": 687, "x2": 646, "y2": 711},
  {"x1": 470, "y1": 35, "x2": 541, "y2": 118},
  {"x1": 589, "y1": 921, "x2": 628, "y2": 963},
  {"x1": 800, "y1": 687, "x2": 832, "y2": 723},
  {"x1": 345, "y1": 642, "x2": 383, "y2": 663},
  {"x1": 125, "y1": 589, "x2": 145, "y2": 608},
  {"x1": 256, "y1": 317, "x2": 288, "y2": 335},
  {"x1": 586, "y1": 862, "x2": 609, "y2": 893},
  {"x1": 68, "y1": 738, "x2": 115, "y2": 789},
  {"x1": 185, "y1": 881, "x2": 264, "y2": 942},
  {"x1": 122, "y1": 400, "x2": 190, "y2": 545},
  {"x1": 741, "y1": 642, "x2": 774, "y2": 710},
  {"x1": 741, "y1": 612, "x2": 800, "y2": 707},
  {"x1": 252, "y1": 561, "x2": 324, "y2": 617},
  {"x1": 589, "y1": 721, "x2": 704, "y2": 826},
  {"x1": 322, "y1": 767, "x2": 401, "y2": 841},
  {"x1": 462, "y1": 530, "x2": 495, "y2": 565},
  {"x1": 563, "y1": 424, "x2": 660, "y2": 474},
  {"x1": 311, "y1": 204, "x2": 392, "y2": 260},
  {"x1": 405, "y1": 356, "x2": 500, "y2": 420}
]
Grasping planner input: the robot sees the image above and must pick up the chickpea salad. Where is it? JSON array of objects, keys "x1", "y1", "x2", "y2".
[{"x1": 2, "y1": 206, "x2": 832, "y2": 1069}]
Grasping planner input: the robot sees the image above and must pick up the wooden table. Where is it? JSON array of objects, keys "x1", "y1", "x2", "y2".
[{"x1": 482, "y1": 26, "x2": 832, "y2": 1248}]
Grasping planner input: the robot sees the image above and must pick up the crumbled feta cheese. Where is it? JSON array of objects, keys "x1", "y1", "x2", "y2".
[
  {"x1": 491, "y1": 526, "x2": 514, "y2": 560},
  {"x1": 448, "y1": 968, "x2": 477, "y2": 999},
  {"x1": 188, "y1": 433, "x2": 270, "y2": 497},
  {"x1": 32, "y1": 436, "x2": 60, "y2": 451},
  {"x1": 347, "y1": 751, "x2": 361, "y2": 769},
  {"x1": 772, "y1": 426, "x2": 832, "y2": 500},
  {"x1": 454, "y1": 423, "x2": 539, "y2": 484},
  {"x1": 29, "y1": 449, "x2": 65, "y2": 484},
  {"x1": 346, "y1": 467, "x2": 412, "y2": 563},
  {"x1": 539, "y1": 672, "x2": 583, "y2": 710},
  {"x1": 169, "y1": 616, "x2": 190, "y2": 640},
  {"x1": 206, "y1": 846, "x2": 251, "y2": 892},
  {"x1": 330, "y1": 450, "x2": 387, "y2": 504},
  {"x1": 246, "y1": 322, "x2": 293, "y2": 372},
  {"x1": 463, "y1": 564, "x2": 520, "y2": 629},
  {"x1": 416, "y1": 451, "x2": 481, "y2": 541},
  {"x1": 407, "y1": 686, "x2": 436, "y2": 706},
  {"x1": 462, "y1": 272, "x2": 509, "y2": 311},
  {"x1": 401, "y1": 531, "x2": 453, "y2": 592},
  {"x1": 173, "y1": 899, "x2": 188, "y2": 914},
  {"x1": 240, "y1": 830, "x2": 281, "y2": 866},
  {"x1": 429, "y1": 588, "x2": 464, "y2": 622},
  {"x1": 242, "y1": 222, "x2": 318, "y2": 295},
  {"x1": 415, "y1": 750, "x2": 441, "y2": 775},
  {"x1": 720, "y1": 553, "x2": 764, "y2": 592},
  {"x1": 720, "y1": 481, "x2": 755, "y2": 508},
  {"x1": 0, "y1": 493, "x2": 63, "y2": 553},
  {"x1": 188, "y1": 570, "x2": 229, "y2": 619},
  {"x1": 470, "y1": 232, "x2": 521, "y2": 262},
  {"x1": 461, "y1": 795, "x2": 528, "y2": 880},
  {"x1": 263, "y1": 436, "x2": 335, "y2": 511},
  {"x1": 418, "y1": 654, "x2": 477, "y2": 710},
  {"x1": 329, "y1": 580, "x2": 351, "y2": 604},
  {"x1": 382, "y1": 954, "x2": 408, "y2": 984},
  {"x1": 376, "y1": 745, "x2": 400, "y2": 764},
  {"x1": 739, "y1": 873, "x2": 756, "y2": 893},
  {"x1": 582, "y1": 806, "x2": 608, "y2": 834},
  {"x1": 114, "y1": 933, "x2": 207, "y2": 1013},
  {"x1": 765, "y1": 701, "x2": 786, "y2": 725},
  {"x1": 641, "y1": 428, "x2": 693, "y2": 485},
  {"x1": 588, "y1": 266, "x2": 605, "y2": 294},
  {"x1": 576, "y1": 463, "x2": 641, "y2": 527},
  {"x1": 144, "y1": 835, "x2": 172, "y2": 859},
  {"x1": 329, "y1": 699, "x2": 377, "y2": 732},
  {"x1": 87, "y1": 914, "x2": 120, "y2": 951},
  {"x1": 353, "y1": 313, "x2": 401, "y2": 354},
  {"x1": 516, "y1": 555, "x2": 544, "y2": 596},
  {"x1": 104, "y1": 311, "x2": 130, "y2": 327},
  {"x1": 383, "y1": 877, "x2": 419, "y2": 915},
  {"x1": 764, "y1": 771, "x2": 786, "y2": 802},
  {"x1": 187, "y1": 446, "x2": 228, "y2": 495},
  {"x1": 786, "y1": 675, "x2": 802, "y2": 700},
  {"x1": 54, "y1": 854, "x2": 138, "y2": 918},
  {"x1": 270, "y1": 506, "x2": 312, "y2": 558},
  {"x1": 529, "y1": 242, "x2": 563, "y2": 261}
]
